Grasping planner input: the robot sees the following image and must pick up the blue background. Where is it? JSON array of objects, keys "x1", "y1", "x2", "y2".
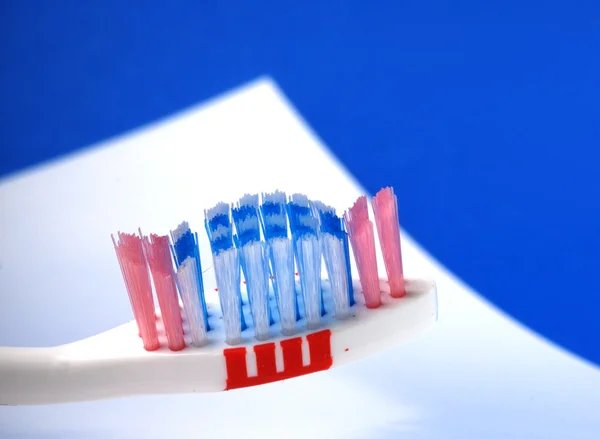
[{"x1": 1, "y1": 1, "x2": 599, "y2": 366}]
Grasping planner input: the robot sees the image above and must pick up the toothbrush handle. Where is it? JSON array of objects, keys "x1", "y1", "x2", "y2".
[
  {"x1": 0, "y1": 345, "x2": 227, "y2": 405},
  {"x1": 0, "y1": 347, "x2": 70, "y2": 405},
  {"x1": 0, "y1": 346, "x2": 167, "y2": 405}
]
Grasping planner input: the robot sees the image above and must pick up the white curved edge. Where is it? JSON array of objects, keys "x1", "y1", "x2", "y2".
[
  {"x1": 0, "y1": 278, "x2": 437, "y2": 406},
  {"x1": 331, "y1": 278, "x2": 437, "y2": 368}
]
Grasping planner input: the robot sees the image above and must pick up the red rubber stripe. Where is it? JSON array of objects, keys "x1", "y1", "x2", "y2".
[
  {"x1": 254, "y1": 343, "x2": 277, "y2": 378},
  {"x1": 224, "y1": 329, "x2": 332, "y2": 390},
  {"x1": 307, "y1": 330, "x2": 333, "y2": 368},
  {"x1": 223, "y1": 347, "x2": 247, "y2": 389}
]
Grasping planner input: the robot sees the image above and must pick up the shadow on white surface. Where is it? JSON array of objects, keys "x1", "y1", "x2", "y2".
[{"x1": 0, "y1": 77, "x2": 599, "y2": 438}]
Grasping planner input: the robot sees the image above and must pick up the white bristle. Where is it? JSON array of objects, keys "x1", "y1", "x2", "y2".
[
  {"x1": 297, "y1": 214, "x2": 319, "y2": 232},
  {"x1": 290, "y1": 193, "x2": 310, "y2": 206},
  {"x1": 240, "y1": 241, "x2": 271, "y2": 341},
  {"x1": 262, "y1": 190, "x2": 286, "y2": 205},
  {"x1": 311, "y1": 200, "x2": 335, "y2": 215},
  {"x1": 210, "y1": 224, "x2": 230, "y2": 242},
  {"x1": 269, "y1": 237, "x2": 297, "y2": 335},
  {"x1": 204, "y1": 202, "x2": 230, "y2": 222},
  {"x1": 312, "y1": 201, "x2": 350, "y2": 319},
  {"x1": 170, "y1": 221, "x2": 191, "y2": 244},
  {"x1": 238, "y1": 193, "x2": 259, "y2": 208},
  {"x1": 176, "y1": 257, "x2": 208, "y2": 347},
  {"x1": 296, "y1": 235, "x2": 322, "y2": 329},
  {"x1": 212, "y1": 248, "x2": 242, "y2": 345},
  {"x1": 321, "y1": 234, "x2": 350, "y2": 319},
  {"x1": 264, "y1": 215, "x2": 287, "y2": 232},
  {"x1": 236, "y1": 216, "x2": 259, "y2": 237}
]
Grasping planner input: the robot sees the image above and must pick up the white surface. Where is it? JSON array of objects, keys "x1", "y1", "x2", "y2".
[{"x1": 0, "y1": 77, "x2": 599, "y2": 437}]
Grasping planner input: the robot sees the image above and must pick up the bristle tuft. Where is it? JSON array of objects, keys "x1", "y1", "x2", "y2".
[
  {"x1": 232, "y1": 194, "x2": 261, "y2": 247},
  {"x1": 314, "y1": 202, "x2": 352, "y2": 319},
  {"x1": 372, "y1": 187, "x2": 406, "y2": 298},
  {"x1": 260, "y1": 191, "x2": 289, "y2": 240},
  {"x1": 205, "y1": 202, "x2": 234, "y2": 254},
  {"x1": 141, "y1": 233, "x2": 186, "y2": 351},
  {"x1": 238, "y1": 241, "x2": 271, "y2": 340},
  {"x1": 170, "y1": 220, "x2": 190, "y2": 244},
  {"x1": 261, "y1": 191, "x2": 297, "y2": 334},
  {"x1": 170, "y1": 222, "x2": 210, "y2": 330},
  {"x1": 176, "y1": 257, "x2": 208, "y2": 346},
  {"x1": 344, "y1": 196, "x2": 381, "y2": 309},
  {"x1": 233, "y1": 194, "x2": 271, "y2": 341},
  {"x1": 112, "y1": 233, "x2": 160, "y2": 351},
  {"x1": 288, "y1": 194, "x2": 323, "y2": 329},
  {"x1": 212, "y1": 247, "x2": 243, "y2": 345},
  {"x1": 206, "y1": 202, "x2": 246, "y2": 342}
]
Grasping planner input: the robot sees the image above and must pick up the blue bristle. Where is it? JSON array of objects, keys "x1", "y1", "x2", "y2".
[
  {"x1": 288, "y1": 194, "x2": 324, "y2": 328},
  {"x1": 212, "y1": 247, "x2": 243, "y2": 345},
  {"x1": 267, "y1": 236, "x2": 297, "y2": 335},
  {"x1": 238, "y1": 241, "x2": 271, "y2": 341},
  {"x1": 314, "y1": 201, "x2": 353, "y2": 318},
  {"x1": 205, "y1": 203, "x2": 247, "y2": 332},
  {"x1": 316, "y1": 202, "x2": 355, "y2": 307},
  {"x1": 268, "y1": 259, "x2": 280, "y2": 310},
  {"x1": 192, "y1": 232, "x2": 212, "y2": 318},
  {"x1": 234, "y1": 195, "x2": 278, "y2": 331},
  {"x1": 261, "y1": 201, "x2": 282, "y2": 216},
  {"x1": 233, "y1": 195, "x2": 258, "y2": 309},
  {"x1": 287, "y1": 195, "x2": 319, "y2": 238},
  {"x1": 260, "y1": 191, "x2": 289, "y2": 240},
  {"x1": 207, "y1": 213, "x2": 230, "y2": 232},
  {"x1": 232, "y1": 194, "x2": 262, "y2": 247},
  {"x1": 205, "y1": 202, "x2": 235, "y2": 253},
  {"x1": 288, "y1": 194, "x2": 320, "y2": 319},
  {"x1": 173, "y1": 229, "x2": 195, "y2": 262},
  {"x1": 170, "y1": 222, "x2": 211, "y2": 330},
  {"x1": 318, "y1": 210, "x2": 347, "y2": 240},
  {"x1": 343, "y1": 230, "x2": 355, "y2": 306},
  {"x1": 235, "y1": 235, "x2": 253, "y2": 310},
  {"x1": 261, "y1": 191, "x2": 299, "y2": 332}
]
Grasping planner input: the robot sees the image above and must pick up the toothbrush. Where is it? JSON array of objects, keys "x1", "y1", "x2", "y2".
[{"x1": 0, "y1": 187, "x2": 437, "y2": 406}]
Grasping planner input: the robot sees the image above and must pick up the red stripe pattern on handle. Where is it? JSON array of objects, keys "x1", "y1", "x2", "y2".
[{"x1": 223, "y1": 329, "x2": 333, "y2": 390}]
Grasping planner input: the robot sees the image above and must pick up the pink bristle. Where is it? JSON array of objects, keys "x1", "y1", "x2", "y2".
[
  {"x1": 112, "y1": 233, "x2": 160, "y2": 351},
  {"x1": 142, "y1": 233, "x2": 186, "y2": 351},
  {"x1": 372, "y1": 187, "x2": 406, "y2": 298},
  {"x1": 344, "y1": 196, "x2": 381, "y2": 309}
]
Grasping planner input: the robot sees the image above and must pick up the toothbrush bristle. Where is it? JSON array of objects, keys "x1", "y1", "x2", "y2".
[
  {"x1": 233, "y1": 194, "x2": 272, "y2": 341},
  {"x1": 344, "y1": 196, "x2": 381, "y2": 309},
  {"x1": 205, "y1": 202, "x2": 234, "y2": 254},
  {"x1": 176, "y1": 256, "x2": 208, "y2": 346},
  {"x1": 112, "y1": 186, "x2": 407, "y2": 351},
  {"x1": 170, "y1": 220, "x2": 190, "y2": 245},
  {"x1": 260, "y1": 191, "x2": 297, "y2": 334},
  {"x1": 213, "y1": 245, "x2": 243, "y2": 345},
  {"x1": 232, "y1": 194, "x2": 261, "y2": 247},
  {"x1": 206, "y1": 202, "x2": 246, "y2": 344},
  {"x1": 268, "y1": 236, "x2": 297, "y2": 335},
  {"x1": 141, "y1": 233, "x2": 186, "y2": 351},
  {"x1": 288, "y1": 194, "x2": 324, "y2": 329},
  {"x1": 313, "y1": 201, "x2": 355, "y2": 306},
  {"x1": 171, "y1": 221, "x2": 210, "y2": 336},
  {"x1": 112, "y1": 233, "x2": 160, "y2": 351},
  {"x1": 372, "y1": 187, "x2": 406, "y2": 298},
  {"x1": 260, "y1": 190, "x2": 288, "y2": 240},
  {"x1": 314, "y1": 201, "x2": 352, "y2": 319}
]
